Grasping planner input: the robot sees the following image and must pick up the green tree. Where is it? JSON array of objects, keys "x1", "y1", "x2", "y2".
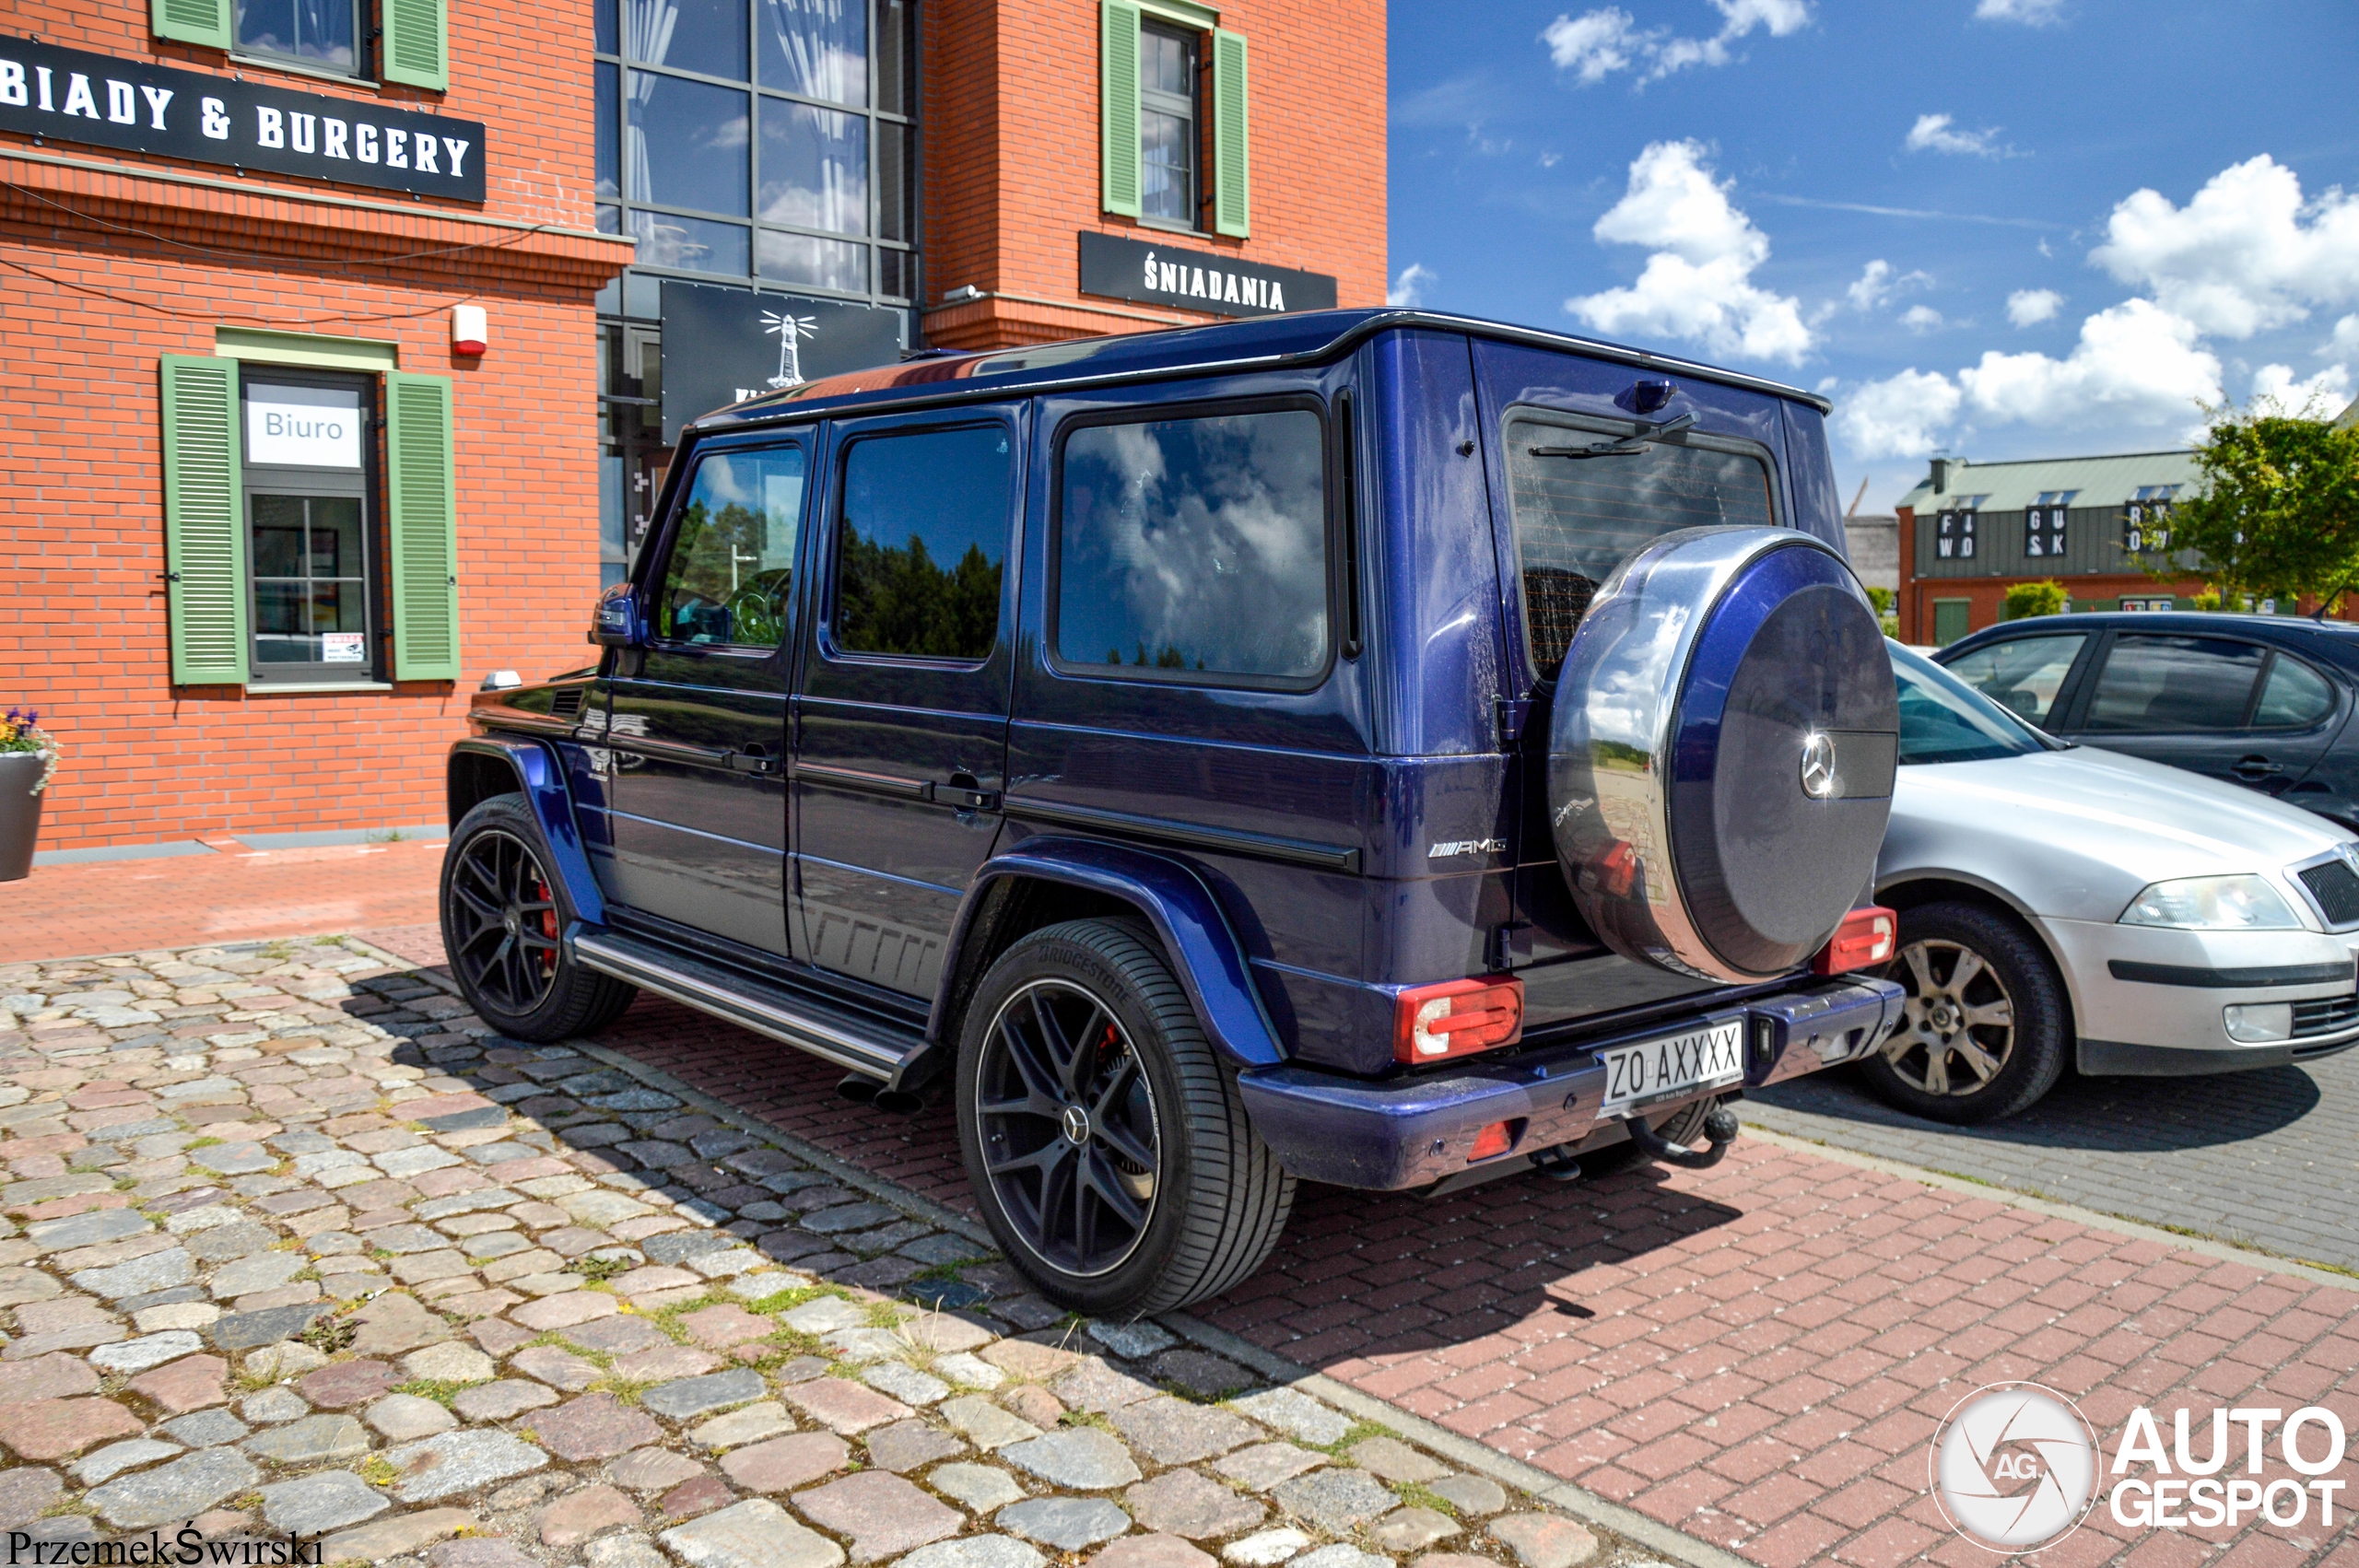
[
  {"x1": 2004, "y1": 579, "x2": 2068, "y2": 620},
  {"x1": 2149, "y1": 400, "x2": 2359, "y2": 611},
  {"x1": 835, "y1": 528, "x2": 1003, "y2": 657}
]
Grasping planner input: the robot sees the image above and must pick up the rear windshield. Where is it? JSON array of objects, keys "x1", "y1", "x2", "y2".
[{"x1": 1504, "y1": 415, "x2": 1774, "y2": 678}]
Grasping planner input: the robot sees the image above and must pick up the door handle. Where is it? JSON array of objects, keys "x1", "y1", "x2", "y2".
[
  {"x1": 932, "y1": 773, "x2": 1001, "y2": 812},
  {"x1": 725, "y1": 745, "x2": 779, "y2": 776},
  {"x1": 2231, "y1": 755, "x2": 2284, "y2": 781}
]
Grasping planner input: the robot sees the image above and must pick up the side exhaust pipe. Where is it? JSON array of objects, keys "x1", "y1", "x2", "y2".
[{"x1": 1625, "y1": 1100, "x2": 1742, "y2": 1169}]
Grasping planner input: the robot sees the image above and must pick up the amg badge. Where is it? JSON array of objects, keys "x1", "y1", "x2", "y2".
[{"x1": 1427, "y1": 838, "x2": 1506, "y2": 860}]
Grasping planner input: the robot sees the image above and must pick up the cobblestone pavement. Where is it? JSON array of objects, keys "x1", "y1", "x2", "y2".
[
  {"x1": 345, "y1": 948, "x2": 2359, "y2": 1568},
  {"x1": 1745, "y1": 1052, "x2": 2359, "y2": 1275},
  {"x1": 0, "y1": 941, "x2": 1654, "y2": 1568}
]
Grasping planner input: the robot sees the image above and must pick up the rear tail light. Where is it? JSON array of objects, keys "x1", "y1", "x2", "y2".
[
  {"x1": 1393, "y1": 976, "x2": 1524, "y2": 1064},
  {"x1": 1468, "y1": 1120, "x2": 1519, "y2": 1162},
  {"x1": 1813, "y1": 906, "x2": 1897, "y2": 975}
]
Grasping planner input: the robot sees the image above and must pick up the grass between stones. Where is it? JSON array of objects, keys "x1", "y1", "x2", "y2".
[{"x1": 394, "y1": 1378, "x2": 471, "y2": 1406}]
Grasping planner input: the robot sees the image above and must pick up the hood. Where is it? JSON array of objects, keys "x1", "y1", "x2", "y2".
[{"x1": 1882, "y1": 743, "x2": 2354, "y2": 925}]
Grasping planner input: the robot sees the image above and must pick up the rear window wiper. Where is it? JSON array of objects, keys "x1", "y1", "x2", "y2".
[{"x1": 1531, "y1": 411, "x2": 1696, "y2": 460}]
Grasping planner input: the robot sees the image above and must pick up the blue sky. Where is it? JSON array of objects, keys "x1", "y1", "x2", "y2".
[{"x1": 1385, "y1": 0, "x2": 2359, "y2": 512}]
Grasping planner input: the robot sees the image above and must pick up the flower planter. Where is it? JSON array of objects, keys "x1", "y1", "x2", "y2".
[{"x1": 0, "y1": 751, "x2": 44, "y2": 882}]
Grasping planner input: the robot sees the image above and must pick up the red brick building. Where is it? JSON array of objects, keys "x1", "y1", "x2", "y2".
[{"x1": 6, "y1": 0, "x2": 1387, "y2": 859}]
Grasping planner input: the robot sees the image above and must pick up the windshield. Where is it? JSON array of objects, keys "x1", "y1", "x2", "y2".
[{"x1": 1892, "y1": 641, "x2": 2054, "y2": 766}]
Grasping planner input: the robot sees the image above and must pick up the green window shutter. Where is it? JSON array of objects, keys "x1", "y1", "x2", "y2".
[
  {"x1": 1101, "y1": 1, "x2": 1143, "y2": 218},
  {"x1": 1212, "y1": 29, "x2": 1250, "y2": 238},
  {"x1": 382, "y1": 0, "x2": 449, "y2": 90},
  {"x1": 387, "y1": 372, "x2": 463, "y2": 682},
  {"x1": 152, "y1": 0, "x2": 231, "y2": 50},
  {"x1": 159, "y1": 356, "x2": 249, "y2": 687}
]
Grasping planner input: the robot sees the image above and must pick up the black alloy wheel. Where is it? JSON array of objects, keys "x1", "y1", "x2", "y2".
[
  {"x1": 974, "y1": 978, "x2": 1162, "y2": 1278},
  {"x1": 446, "y1": 828, "x2": 562, "y2": 1017},
  {"x1": 440, "y1": 793, "x2": 638, "y2": 1042}
]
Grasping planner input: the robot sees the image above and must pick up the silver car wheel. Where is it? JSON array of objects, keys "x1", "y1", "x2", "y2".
[{"x1": 1882, "y1": 938, "x2": 2017, "y2": 1096}]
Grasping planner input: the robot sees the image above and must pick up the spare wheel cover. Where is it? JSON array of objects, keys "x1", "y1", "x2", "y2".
[{"x1": 1547, "y1": 525, "x2": 1897, "y2": 982}]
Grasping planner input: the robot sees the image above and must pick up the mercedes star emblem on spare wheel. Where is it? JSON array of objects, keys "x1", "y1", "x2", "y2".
[{"x1": 1800, "y1": 731, "x2": 1838, "y2": 799}]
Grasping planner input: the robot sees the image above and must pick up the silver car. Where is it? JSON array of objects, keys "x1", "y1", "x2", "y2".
[{"x1": 1865, "y1": 643, "x2": 2359, "y2": 1122}]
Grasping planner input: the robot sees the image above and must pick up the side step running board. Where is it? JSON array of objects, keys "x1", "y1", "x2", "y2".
[{"x1": 570, "y1": 929, "x2": 921, "y2": 1082}]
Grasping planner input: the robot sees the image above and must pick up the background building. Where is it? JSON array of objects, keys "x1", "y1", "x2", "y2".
[{"x1": 9, "y1": 0, "x2": 1388, "y2": 857}]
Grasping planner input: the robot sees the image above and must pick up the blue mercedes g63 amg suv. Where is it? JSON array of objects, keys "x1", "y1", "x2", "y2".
[{"x1": 441, "y1": 309, "x2": 1906, "y2": 1315}]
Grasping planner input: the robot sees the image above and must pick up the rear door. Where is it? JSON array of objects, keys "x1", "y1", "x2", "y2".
[
  {"x1": 792, "y1": 410, "x2": 1023, "y2": 997},
  {"x1": 2057, "y1": 630, "x2": 2347, "y2": 794}
]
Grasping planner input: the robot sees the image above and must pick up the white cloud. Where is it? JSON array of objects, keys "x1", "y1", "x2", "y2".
[
  {"x1": 1543, "y1": 0, "x2": 1809, "y2": 88},
  {"x1": 1958, "y1": 298, "x2": 2223, "y2": 428},
  {"x1": 1846, "y1": 258, "x2": 1931, "y2": 312},
  {"x1": 1975, "y1": 0, "x2": 2062, "y2": 22},
  {"x1": 1835, "y1": 369, "x2": 1962, "y2": 458},
  {"x1": 2006, "y1": 288, "x2": 2064, "y2": 327},
  {"x1": 2092, "y1": 155, "x2": 2359, "y2": 338},
  {"x1": 2249, "y1": 362, "x2": 2353, "y2": 415},
  {"x1": 1565, "y1": 140, "x2": 1812, "y2": 364},
  {"x1": 1905, "y1": 113, "x2": 2001, "y2": 158},
  {"x1": 2330, "y1": 314, "x2": 2359, "y2": 362},
  {"x1": 1901, "y1": 305, "x2": 1945, "y2": 333},
  {"x1": 1388, "y1": 263, "x2": 1438, "y2": 308}
]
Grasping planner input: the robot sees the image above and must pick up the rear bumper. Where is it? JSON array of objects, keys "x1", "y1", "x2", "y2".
[{"x1": 1238, "y1": 977, "x2": 1905, "y2": 1190}]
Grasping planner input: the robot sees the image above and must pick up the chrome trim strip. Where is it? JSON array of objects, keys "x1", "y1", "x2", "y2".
[{"x1": 570, "y1": 930, "x2": 906, "y2": 1080}]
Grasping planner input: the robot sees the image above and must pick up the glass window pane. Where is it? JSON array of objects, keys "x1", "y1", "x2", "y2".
[
  {"x1": 1057, "y1": 411, "x2": 1329, "y2": 681},
  {"x1": 597, "y1": 62, "x2": 619, "y2": 199},
  {"x1": 252, "y1": 496, "x2": 306, "y2": 577},
  {"x1": 1939, "y1": 635, "x2": 2086, "y2": 729},
  {"x1": 253, "y1": 583, "x2": 309, "y2": 651},
  {"x1": 1142, "y1": 110, "x2": 1191, "y2": 223},
  {"x1": 310, "y1": 498, "x2": 363, "y2": 581},
  {"x1": 1504, "y1": 420, "x2": 1774, "y2": 678},
  {"x1": 598, "y1": 0, "x2": 616, "y2": 54},
  {"x1": 876, "y1": 247, "x2": 913, "y2": 300},
  {"x1": 876, "y1": 120, "x2": 910, "y2": 242},
  {"x1": 2254, "y1": 655, "x2": 2337, "y2": 729},
  {"x1": 628, "y1": 71, "x2": 750, "y2": 216},
  {"x1": 758, "y1": 0, "x2": 866, "y2": 106},
  {"x1": 875, "y1": 0, "x2": 911, "y2": 114},
  {"x1": 656, "y1": 447, "x2": 807, "y2": 647},
  {"x1": 236, "y1": 0, "x2": 357, "y2": 74},
  {"x1": 1142, "y1": 28, "x2": 1187, "y2": 95},
  {"x1": 756, "y1": 229, "x2": 864, "y2": 292},
  {"x1": 624, "y1": 0, "x2": 745, "y2": 80},
  {"x1": 2083, "y1": 636, "x2": 2267, "y2": 733},
  {"x1": 628, "y1": 210, "x2": 750, "y2": 275},
  {"x1": 597, "y1": 204, "x2": 622, "y2": 234},
  {"x1": 1895, "y1": 645, "x2": 2043, "y2": 766},
  {"x1": 758, "y1": 99, "x2": 867, "y2": 236},
  {"x1": 835, "y1": 427, "x2": 1012, "y2": 659}
]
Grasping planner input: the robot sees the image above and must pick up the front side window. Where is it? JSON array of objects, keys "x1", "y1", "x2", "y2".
[
  {"x1": 1505, "y1": 415, "x2": 1774, "y2": 679},
  {"x1": 2083, "y1": 636, "x2": 2267, "y2": 733},
  {"x1": 654, "y1": 446, "x2": 807, "y2": 647},
  {"x1": 833, "y1": 425, "x2": 1011, "y2": 660},
  {"x1": 1940, "y1": 635, "x2": 2086, "y2": 729},
  {"x1": 1056, "y1": 408, "x2": 1328, "y2": 683},
  {"x1": 1140, "y1": 24, "x2": 1197, "y2": 226},
  {"x1": 241, "y1": 374, "x2": 377, "y2": 685},
  {"x1": 236, "y1": 0, "x2": 360, "y2": 74}
]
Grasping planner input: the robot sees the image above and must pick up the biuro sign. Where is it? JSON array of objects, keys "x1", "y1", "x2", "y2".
[{"x1": 0, "y1": 35, "x2": 487, "y2": 202}]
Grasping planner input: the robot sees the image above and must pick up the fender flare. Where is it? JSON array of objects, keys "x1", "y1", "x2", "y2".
[
  {"x1": 449, "y1": 737, "x2": 607, "y2": 927},
  {"x1": 934, "y1": 837, "x2": 1285, "y2": 1070}
]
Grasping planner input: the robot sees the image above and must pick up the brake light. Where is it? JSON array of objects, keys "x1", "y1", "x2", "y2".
[
  {"x1": 1392, "y1": 976, "x2": 1524, "y2": 1064},
  {"x1": 1813, "y1": 906, "x2": 1897, "y2": 975}
]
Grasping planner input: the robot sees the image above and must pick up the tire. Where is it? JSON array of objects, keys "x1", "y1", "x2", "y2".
[
  {"x1": 955, "y1": 919, "x2": 1295, "y2": 1316},
  {"x1": 440, "y1": 793, "x2": 638, "y2": 1042},
  {"x1": 1857, "y1": 901, "x2": 2069, "y2": 1124},
  {"x1": 1578, "y1": 1096, "x2": 1716, "y2": 1178}
]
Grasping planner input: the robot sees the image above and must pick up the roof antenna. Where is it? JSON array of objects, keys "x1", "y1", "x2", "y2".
[{"x1": 1845, "y1": 477, "x2": 1870, "y2": 519}]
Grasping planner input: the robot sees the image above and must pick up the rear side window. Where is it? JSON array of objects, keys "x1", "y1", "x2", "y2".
[
  {"x1": 1941, "y1": 634, "x2": 2085, "y2": 729},
  {"x1": 1054, "y1": 407, "x2": 1329, "y2": 683},
  {"x1": 2253, "y1": 654, "x2": 2337, "y2": 729},
  {"x1": 833, "y1": 424, "x2": 1012, "y2": 660},
  {"x1": 2083, "y1": 635, "x2": 2266, "y2": 732},
  {"x1": 1505, "y1": 415, "x2": 1774, "y2": 678}
]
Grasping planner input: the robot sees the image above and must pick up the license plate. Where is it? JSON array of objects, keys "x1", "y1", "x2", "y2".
[{"x1": 1599, "y1": 1020, "x2": 1744, "y2": 1117}]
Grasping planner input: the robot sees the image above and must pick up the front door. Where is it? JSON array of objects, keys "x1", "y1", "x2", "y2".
[
  {"x1": 602, "y1": 439, "x2": 808, "y2": 954},
  {"x1": 2060, "y1": 631, "x2": 2347, "y2": 795},
  {"x1": 793, "y1": 411, "x2": 1022, "y2": 998}
]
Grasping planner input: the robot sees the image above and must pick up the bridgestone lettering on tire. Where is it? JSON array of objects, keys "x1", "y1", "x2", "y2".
[
  {"x1": 440, "y1": 793, "x2": 637, "y2": 1043},
  {"x1": 956, "y1": 919, "x2": 1296, "y2": 1316}
]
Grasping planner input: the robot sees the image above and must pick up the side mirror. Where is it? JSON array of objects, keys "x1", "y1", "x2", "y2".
[{"x1": 591, "y1": 582, "x2": 649, "y2": 649}]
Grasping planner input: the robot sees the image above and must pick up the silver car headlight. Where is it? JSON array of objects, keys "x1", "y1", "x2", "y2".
[{"x1": 2118, "y1": 874, "x2": 2301, "y2": 930}]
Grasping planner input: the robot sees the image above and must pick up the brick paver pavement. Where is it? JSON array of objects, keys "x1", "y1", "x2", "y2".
[{"x1": 1746, "y1": 1056, "x2": 2359, "y2": 1274}]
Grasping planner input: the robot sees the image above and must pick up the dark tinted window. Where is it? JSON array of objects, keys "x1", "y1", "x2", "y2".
[
  {"x1": 2254, "y1": 654, "x2": 2337, "y2": 729},
  {"x1": 655, "y1": 447, "x2": 806, "y2": 648},
  {"x1": 1893, "y1": 644, "x2": 2045, "y2": 766},
  {"x1": 2083, "y1": 636, "x2": 2266, "y2": 732},
  {"x1": 1056, "y1": 410, "x2": 1329, "y2": 681},
  {"x1": 1505, "y1": 418, "x2": 1773, "y2": 678},
  {"x1": 834, "y1": 425, "x2": 1011, "y2": 660},
  {"x1": 1940, "y1": 635, "x2": 2085, "y2": 728}
]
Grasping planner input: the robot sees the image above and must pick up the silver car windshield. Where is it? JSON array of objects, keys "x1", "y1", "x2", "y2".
[{"x1": 1891, "y1": 640, "x2": 2057, "y2": 765}]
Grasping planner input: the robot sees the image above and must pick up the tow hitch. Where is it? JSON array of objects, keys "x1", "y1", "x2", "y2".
[{"x1": 1625, "y1": 1098, "x2": 1743, "y2": 1169}]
